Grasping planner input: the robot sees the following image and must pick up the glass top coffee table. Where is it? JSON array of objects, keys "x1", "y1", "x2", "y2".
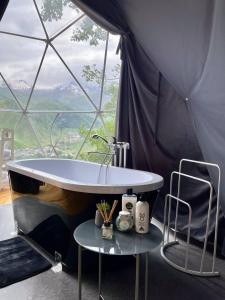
[{"x1": 74, "y1": 219, "x2": 162, "y2": 300}]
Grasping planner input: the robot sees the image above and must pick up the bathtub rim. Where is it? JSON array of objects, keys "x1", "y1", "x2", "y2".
[{"x1": 7, "y1": 158, "x2": 164, "y2": 194}]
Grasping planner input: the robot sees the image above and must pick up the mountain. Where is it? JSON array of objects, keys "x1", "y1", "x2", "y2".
[
  {"x1": 55, "y1": 81, "x2": 81, "y2": 94},
  {"x1": 0, "y1": 78, "x2": 113, "y2": 111},
  {"x1": 10, "y1": 80, "x2": 30, "y2": 90}
]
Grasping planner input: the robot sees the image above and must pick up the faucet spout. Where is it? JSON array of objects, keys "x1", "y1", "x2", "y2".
[
  {"x1": 91, "y1": 134, "x2": 119, "y2": 167},
  {"x1": 91, "y1": 134, "x2": 109, "y2": 145}
]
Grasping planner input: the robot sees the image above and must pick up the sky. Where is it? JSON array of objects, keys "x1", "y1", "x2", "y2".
[{"x1": 0, "y1": 0, "x2": 121, "y2": 90}]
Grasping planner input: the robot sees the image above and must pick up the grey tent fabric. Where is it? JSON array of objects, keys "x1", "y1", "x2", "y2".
[
  {"x1": 71, "y1": 0, "x2": 225, "y2": 251},
  {"x1": 117, "y1": 40, "x2": 219, "y2": 242},
  {"x1": 116, "y1": 0, "x2": 215, "y2": 98},
  {"x1": 116, "y1": 0, "x2": 225, "y2": 245},
  {"x1": 0, "y1": 0, "x2": 9, "y2": 21},
  {"x1": 116, "y1": 0, "x2": 225, "y2": 210},
  {"x1": 188, "y1": 1, "x2": 225, "y2": 207}
]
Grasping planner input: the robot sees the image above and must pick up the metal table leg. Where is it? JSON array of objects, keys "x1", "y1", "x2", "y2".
[
  {"x1": 78, "y1": 248, "x2": 148, "y2": 300},
  {"x1": 145, "y1": 253, "x2": 149, "y2": 300},
  {"x1": 135, "y1": 254, "x2": 140, "y2": 300},
  {"x1": 78, "y1": 245, "x2": 82, "y2": 300},
  {"x1": 98, "y1": 252, "x2": 103, "y2": 300}
]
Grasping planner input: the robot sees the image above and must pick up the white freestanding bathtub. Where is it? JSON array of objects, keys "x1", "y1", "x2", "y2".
[
  {"x1": 7, "y1": 158, "x2": 163, "y2": 270},
  {"x1": 7, "y1": 159, "x2": 163, "y2": 194}
]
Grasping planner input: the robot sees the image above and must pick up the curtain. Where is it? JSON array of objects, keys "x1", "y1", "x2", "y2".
[{"x1": 0, "y1": 0, "x2": 9, "y2": 21}]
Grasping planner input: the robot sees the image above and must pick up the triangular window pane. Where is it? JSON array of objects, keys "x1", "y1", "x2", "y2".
[
  {"x1": 53, "y1": 16, "x2": 107, "y2": 108},
  {"x1": 0, "y1": 34, "x2": 46, "y2": 108},
  {"x1": 15, "y1": 115, "x2": 44, "y2": 159},
  {"x1": 0, "y1": 0, "x2": 45, "y2": 38},
  {"x1": 28, "y1": 47, "x2": 95, "y2": 112},
  {"x1": 36, "y1": 0, "x2": 82, "y2": 38},
  {"x1": 49, "y1": 112, "x2": 97, "y2": 158},
  {"x1": 27, "y1": 112, "x2": 59, "y2": 157}
]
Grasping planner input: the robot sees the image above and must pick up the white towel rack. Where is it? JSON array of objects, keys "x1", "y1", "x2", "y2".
[{"x1": 161, "y1": 159, "x2": 220, "y2": 277}]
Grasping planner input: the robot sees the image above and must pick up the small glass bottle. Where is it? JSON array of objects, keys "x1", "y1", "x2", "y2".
[
  {"x1": 116, "y1": 211, "x2": 133, "y2": 232},
  {"x1": 102, "y1": 222, "x2": 113, "y2": 239}
]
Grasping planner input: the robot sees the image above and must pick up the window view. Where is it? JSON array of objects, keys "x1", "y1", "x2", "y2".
[{"x1": 0, "y1": 0, "x2": 121, "y2": 162}]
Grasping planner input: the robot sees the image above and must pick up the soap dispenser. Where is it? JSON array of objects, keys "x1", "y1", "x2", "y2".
[
  {"x1": 122, "y1": 188, "x2": 137, "y2": 221},
  {"x1": 135, "y1": 194, "x2": 149, "y2": 234}
]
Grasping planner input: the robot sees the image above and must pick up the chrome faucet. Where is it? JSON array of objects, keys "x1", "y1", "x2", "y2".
[
  {"x1": 87, "y1": 134, "x2": 130, "y2": 183},
  {"x1": 91, "y1": 134, "x2": 109, "y2": 145},
  {"x1": 88, "y1": 134, "x2": 115, "y2": 184},
  {"x1": 88, "y1": 134, "x2": 130, "y2": 168},
  {"x1": 91, "y1": 134, "x2": 117, "y2": 148},
  {"x1": 89, "y1": 134, "x2": 116, "y2": 165}
]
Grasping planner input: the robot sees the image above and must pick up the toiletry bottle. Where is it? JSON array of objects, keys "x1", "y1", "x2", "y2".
[
  {"x1": 122, "y1": 189, "x2": 137, "y2": 222},
  {"x1": 116, "y1": 211, "x2": 133, "y2": 232},
  {"x1": 135, "y1": 194, "x2": 149, "y2": 234}
]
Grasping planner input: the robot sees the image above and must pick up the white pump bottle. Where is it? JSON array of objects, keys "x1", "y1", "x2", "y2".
[
  {"x1": 135, "y1": 194, "x2": 149, "y2": 234},
  {"x1": 122, "y1": 189, "x2": 137, "y2": 222}
]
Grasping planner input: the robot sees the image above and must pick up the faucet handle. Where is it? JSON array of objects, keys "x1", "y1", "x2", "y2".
[{"x1": 109, "y1": 136, "x2": 117, "y2": 144}]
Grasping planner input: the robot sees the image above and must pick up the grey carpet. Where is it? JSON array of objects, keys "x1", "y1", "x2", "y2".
[{"x1": 0, "y1": 236, "x2": 51, "y2": 288}]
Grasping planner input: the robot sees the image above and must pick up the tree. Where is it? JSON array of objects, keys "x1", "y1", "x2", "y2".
[
  {"x1": 41, "y1": 0, "x2": 79, "y2": 21},
  {"x1": 71, "y1": 18, "x2": 107, "y2": 46},
  {"x1": 41, "y1": 1, "x2": 107, "y2": 46},
  {"x1": 82, "y1": 64, "x2": 102, "y2": 84}
]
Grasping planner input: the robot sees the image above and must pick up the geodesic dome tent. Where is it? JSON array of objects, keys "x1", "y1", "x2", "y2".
[{"x1": 1, "y1": 0, "x2": 225, "y2": 255}]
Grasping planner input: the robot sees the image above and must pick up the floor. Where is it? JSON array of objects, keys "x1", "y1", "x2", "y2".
[
  {"x1": 0, "y1": 199, "x2": 225, "y2": 299},
  {"x1": 0, "y1": 188, "x2": 11, "y2": 205}
]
